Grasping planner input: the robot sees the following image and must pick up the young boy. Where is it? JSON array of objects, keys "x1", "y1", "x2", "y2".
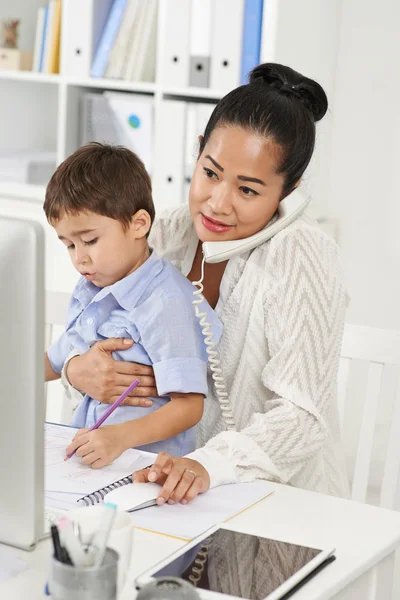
[{"x1": 44, "y1": 143, "x2": 221, "y2": 468}]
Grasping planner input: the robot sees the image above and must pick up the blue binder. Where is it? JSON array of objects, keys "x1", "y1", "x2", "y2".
[
  {"x1": 91, "y1": 0, "x2": 128, "y2": 78},
  {"x1": 240, "y1": 0, "x2": 264, "y2": 85},
  {"x1": 39, "y1": 5, "x2": 49, "y2": 73}
]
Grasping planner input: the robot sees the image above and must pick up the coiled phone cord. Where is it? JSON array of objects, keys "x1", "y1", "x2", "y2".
[
  {"x1": 192, "y1": 257, "x2": 236, "y2": 431},
  {"x1": 189, "y1": 258, "x2": 236, "y2": 586}
]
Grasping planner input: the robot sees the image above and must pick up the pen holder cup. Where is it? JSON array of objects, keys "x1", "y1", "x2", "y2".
[
  {"x1": 67, "y1": 506, "x2": 135, "y2": 597},
  {"x1": 49, "y1": 547, "x2": 119, "y2": 600}
]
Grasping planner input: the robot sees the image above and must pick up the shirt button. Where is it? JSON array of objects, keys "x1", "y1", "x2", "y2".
[{"x1": 86, "y1": 317, "x2": 94, "y2": 325}]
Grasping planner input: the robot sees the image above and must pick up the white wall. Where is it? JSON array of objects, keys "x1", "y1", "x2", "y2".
[{"x1": 328, "y1": 0, "x2": 400, "y2": 329}]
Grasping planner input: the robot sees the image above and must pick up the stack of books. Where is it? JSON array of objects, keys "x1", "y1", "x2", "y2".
[{"x1": 32, "y1": 0, "x2": 62, "y2": 74}]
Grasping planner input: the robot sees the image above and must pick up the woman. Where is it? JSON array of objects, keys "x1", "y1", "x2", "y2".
[{"x1": 63, "y1": 62, "x2": 349, "y2": 504}]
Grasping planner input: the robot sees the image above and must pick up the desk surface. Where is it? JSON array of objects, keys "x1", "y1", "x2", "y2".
[{"x1": 2, "y1": 482, "x2": 400, "y2": 600}]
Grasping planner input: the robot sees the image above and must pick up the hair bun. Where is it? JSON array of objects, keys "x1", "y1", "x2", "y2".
[{"x1": 250, "y1": 62, "x2": 328, "y2": 122}]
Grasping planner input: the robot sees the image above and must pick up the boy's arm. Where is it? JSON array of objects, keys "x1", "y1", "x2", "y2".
[
  {"x1": 45, "y1": 352, "x2": 61, "y2": 382},
  {"x1": 65, "y1": 392, "x2": 204, "y2": 467},
  {"x1": 119, "y1": 392, "x2": 204, "y2": 447}
]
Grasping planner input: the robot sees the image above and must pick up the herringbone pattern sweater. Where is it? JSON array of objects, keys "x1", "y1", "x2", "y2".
[{"x1": 149, "y1": 205, "x2": 349, "y2": 497}]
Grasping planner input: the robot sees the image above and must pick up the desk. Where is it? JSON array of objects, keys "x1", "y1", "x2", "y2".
[{"x1": 2, "y1": 482, "x2": 400, "y2": 600}]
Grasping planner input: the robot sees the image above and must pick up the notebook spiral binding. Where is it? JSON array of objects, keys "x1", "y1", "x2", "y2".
[{"x1": 77, "y1": 475, "x2": 133, "y2": 506}]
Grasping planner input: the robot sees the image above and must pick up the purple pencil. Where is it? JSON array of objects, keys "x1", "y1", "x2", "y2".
[{"x1": 66, "y1": 378, "x2": 140, "y2": 459}]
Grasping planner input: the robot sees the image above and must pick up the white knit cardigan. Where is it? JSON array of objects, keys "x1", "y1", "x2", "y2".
[
  {"x1": 148, "y1": 205, "x2": 350, "y2": 497},
  {"x1": 62, "y1": 205, "x2": 349, "y2": 497}
]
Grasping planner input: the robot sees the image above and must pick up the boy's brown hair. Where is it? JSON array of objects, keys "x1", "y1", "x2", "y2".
[{"x1": 44, "y1": 143, "x2": 155, "y2": 230}]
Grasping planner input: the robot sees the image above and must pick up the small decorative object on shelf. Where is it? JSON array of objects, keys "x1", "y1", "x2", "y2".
[
  {"x1": 2, "y1": 19, "x2": 19, "y2": 48},
  {"x1": 0, "y1": 19, "x2": 32, "y2": 71}
]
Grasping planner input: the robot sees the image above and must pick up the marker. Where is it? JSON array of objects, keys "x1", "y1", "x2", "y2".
[
  {"x1": 66, "y1": 379, "x2": 140, "y2": 459},
  {"x1": 58, "y1": 517, "x2": 87, "y2": 567}
]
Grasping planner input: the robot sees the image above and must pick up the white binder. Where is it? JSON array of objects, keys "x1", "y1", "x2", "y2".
[
  {"x1": 128, "y1": 0, "x2": 158, "y2": 82},
  {"x1": 158, "y1": 0, "x2": 191, "y2": 88},
  {"x1": 196, "y1": 102, "x2": 216, "y2": 139},
  {"x1": 103, "y1": 91, "x2": 154, "y2": 175},
  {"x1": 189, "y1": 0, "x2": 212, "y2": 87},
  {"x1": 105, "y1": 0, "x2": 140, "y2": 79},
  {"x1": 210, "y1": 0, "x2": 244, "y2": 91},
  {"x1": 153, "y1": 100, "x2": 186, "y2": 209},
  {"x1": 60, "y1": 0, "x2": 113, "y2": 77},
  {"x1": 32, "y1": 7, "x2": 46, "y2": 72},
  {"x1": 183, "y1": 103, "x2": 198, "y2": 204}
]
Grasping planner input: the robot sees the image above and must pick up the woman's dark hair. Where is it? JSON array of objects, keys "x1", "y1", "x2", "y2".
[{"x1": 200, "y1": 63, "x2": 328, "y2": 197}]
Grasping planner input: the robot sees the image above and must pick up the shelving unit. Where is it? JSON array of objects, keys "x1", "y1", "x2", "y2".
[{"x1": 0, "y1": 0, "x2": 341, "y2": 293}]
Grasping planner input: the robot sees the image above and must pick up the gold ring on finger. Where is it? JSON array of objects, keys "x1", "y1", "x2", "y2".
[{"x1": 185, "y1": 469, "x2": 197, "y2": 477}]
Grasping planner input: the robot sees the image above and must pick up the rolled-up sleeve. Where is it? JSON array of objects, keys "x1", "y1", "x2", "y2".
[
  {"x1": 47, "y1": 332, "x2": 75, "y2": 374},
  {"x1": 137, "y1": 292, "x2": 222, "y2": 396}
]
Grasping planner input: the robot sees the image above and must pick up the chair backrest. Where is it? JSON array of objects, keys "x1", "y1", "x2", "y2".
[
  {"x1": 339, "y1": 324, "x2": 400, "y2": 509},
  {"x1": 45, "y1": 291, "x2": 71, "y2": 424}
]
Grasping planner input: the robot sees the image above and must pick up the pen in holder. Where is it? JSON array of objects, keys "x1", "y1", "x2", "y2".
[{"x1": 49, "y1": 547, "x2": 119, "y2": 600}]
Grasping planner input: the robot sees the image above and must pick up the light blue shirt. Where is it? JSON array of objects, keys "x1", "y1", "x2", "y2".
[{"x1": 48, "y1": 250, "x2": 222, "y2": 456}]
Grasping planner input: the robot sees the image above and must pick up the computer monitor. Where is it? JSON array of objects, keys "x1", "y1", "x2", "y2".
[{"x1": 0, "y1": 216, "x2": 45, "y2": 549}]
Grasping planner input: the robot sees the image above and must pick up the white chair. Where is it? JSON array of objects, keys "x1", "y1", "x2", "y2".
[
  {"x1": 45, "y1": 290, "x2": 72, "y2": 424},
  {"x1": 338, "y1": 324, "x2": 400, "y2": 510}
]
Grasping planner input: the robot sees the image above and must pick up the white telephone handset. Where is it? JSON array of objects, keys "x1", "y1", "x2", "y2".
[
  {"x1": 193, "y1": 187, "x2": 311, "y2": 431},
  {"x1": 202, "y1": 188, "x2": 310, "y2": 264}
]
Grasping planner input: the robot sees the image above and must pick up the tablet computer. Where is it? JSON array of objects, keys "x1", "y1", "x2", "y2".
[{"x1": 135, "y1": 524, "x2": 335, "y2": 600}]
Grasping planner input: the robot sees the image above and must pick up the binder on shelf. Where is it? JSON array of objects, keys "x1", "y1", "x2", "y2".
[
  {"x1": 41, "y1": 0, "x2": 56, "y2": 73},
  {"x1": 196, "y1": 102, "x2": 216, "y2": 139},
  {"x1": 91, "y1": 0, "x2": 129, "y2": 78},
  {"x1": 103, "y1": 91, "x2": 154, "y2": 174},
  {"x1": 189, "y1": 0, "x2": 212, "y2": 88},
  {"x1": 153, "y1": 100, "x2": 186, "y2": 208},
  {"x1": 183, "y1": 103, "x2": 197, "y2": 204},
  {"x1": 80, "y1": 93, "x2": 120, "y2": 147},
  {"x1": 61, "y1": 0, "x2": 113, "y2": 77},
  {"x1": 159, "y1": 0, "x2": 191, "y2": 88},
  {"x1": 210, "y1": 0, "x2": 244, "y2": 91},
  {"x1": 105, "y1": 0, "x2": 140, "y2": 79},
  {"x1": 38, "y1": 5, "x2": 49, "y2": 73},
  {"x1": 125, "y1": 0, "x2": 158, "y2": 82},
  {"x1": 47, "y1": 0, "x2": 62, "y2": 74},
  {"x1": 240, "y1": 0, "x2": 264, "y2": 85},
  {"x1": 32, "y1": 7, "x2": 46, "y2": 72},
  {"x1": 120, "y1": 0, "x2": 147, "y2": 80}
]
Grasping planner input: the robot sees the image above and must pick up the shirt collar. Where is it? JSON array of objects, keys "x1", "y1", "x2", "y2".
[{"x1": 95, "y1": 250, "x2": 163, "y2": 311}]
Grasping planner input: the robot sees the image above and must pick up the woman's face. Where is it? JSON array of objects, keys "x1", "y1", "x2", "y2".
[{"x1": 189, "y1": 126, "x2": 285, "y2": 242}]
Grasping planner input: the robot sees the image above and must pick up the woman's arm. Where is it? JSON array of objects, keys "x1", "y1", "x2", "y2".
[{"x1": 64, "y1": 338, "x2": 157, "y2": 406}]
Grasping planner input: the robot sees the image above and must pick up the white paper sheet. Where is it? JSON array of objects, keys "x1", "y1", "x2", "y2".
[
  {"x1": 126, "y1": 481, "x2": 274, "y2": 540},
  {"x1": 45, "y1": 423, "x2": 155, "y2": 495}
]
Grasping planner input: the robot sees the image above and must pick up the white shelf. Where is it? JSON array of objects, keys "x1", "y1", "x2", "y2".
[
  {"x1": 162, "y1": 85, "x2": 224, "y2": 100},
  {"x1": 0, "y1": 69, "x2": 224, "y2": 99},
  {"x1": 0, "y1": 70, "x2": 60, "y2": 84},
  {"x1": 64, "y1": 76, "x2": 157, "y2": 94},
  {"x1": 0, "y1": 182, "x2": 46, "y2": 202}
]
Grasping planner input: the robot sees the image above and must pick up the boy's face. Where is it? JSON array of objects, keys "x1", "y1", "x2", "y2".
[{"x1": 54, "y1": 211, "x2": 149, "y2": 288}]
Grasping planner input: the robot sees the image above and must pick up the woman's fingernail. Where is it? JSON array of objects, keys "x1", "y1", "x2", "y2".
[
  {"x1": 123, "y1": 339, "x2": 133, "y2": 345},
  {"x1": 148, "y1": 471, "x2": 156, "y2": 482},
  {"x1": 168, "y1": 499, "x2": 175, "y2": 505},
  {"x1": 145, "y1": 400, "x2": 152, "y2": 406},
  {"x1": 181, "y1": 499, "x2": 187, "y2": 505},
  {"x1": 157, "y1": 497, "x2": 165, "y2": 505}
]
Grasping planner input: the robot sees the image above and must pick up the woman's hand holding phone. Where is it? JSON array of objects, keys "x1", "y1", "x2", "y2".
[{"x1": 132, "y1": 452, "x2": 210, "y2": 504}]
